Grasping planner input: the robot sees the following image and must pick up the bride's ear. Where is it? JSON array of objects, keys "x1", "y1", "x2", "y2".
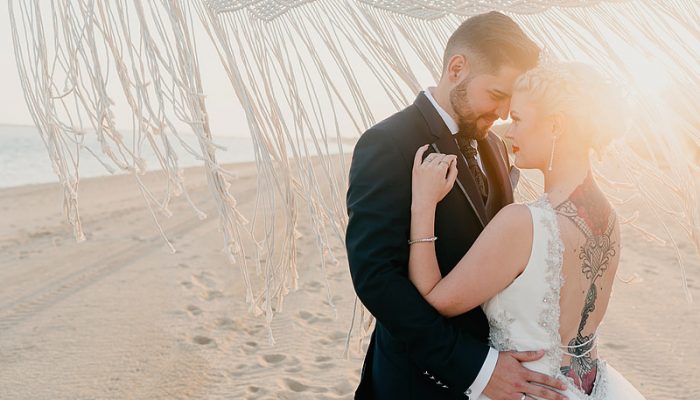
[{"x1": 549, "y1": 112, "x2": 565, "y2": 137}]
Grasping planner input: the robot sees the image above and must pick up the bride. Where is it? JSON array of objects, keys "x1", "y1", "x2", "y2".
[{"x1": 409, "y1": 62, "x2": 646, "y2": 400}]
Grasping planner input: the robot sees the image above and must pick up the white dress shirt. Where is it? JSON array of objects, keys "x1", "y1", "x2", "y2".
[{"x1": 423, "y1": 87, "x2": 498, "y2": 399}]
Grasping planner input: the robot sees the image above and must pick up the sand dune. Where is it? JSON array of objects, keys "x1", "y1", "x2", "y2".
[{"x1": 0, "y1": 161, "x2": 698, "y2": 399}]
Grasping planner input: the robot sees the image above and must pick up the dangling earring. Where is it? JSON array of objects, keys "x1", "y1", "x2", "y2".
[{"x1": 548, "y1": 135, "x2": 558, "y2": 171}]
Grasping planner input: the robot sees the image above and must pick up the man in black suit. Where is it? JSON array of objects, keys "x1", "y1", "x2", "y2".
[{"x1": 346, "y1": 12, "x2": 568, "y2": 400}]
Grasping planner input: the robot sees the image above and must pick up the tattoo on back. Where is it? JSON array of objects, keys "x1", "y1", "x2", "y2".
[{"x1": 555, "y1": 173, "x2": 617, "y2": 394}]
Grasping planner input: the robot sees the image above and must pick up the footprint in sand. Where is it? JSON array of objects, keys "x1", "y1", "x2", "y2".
[
  {"x1": 203, "y1": 290, "x2": 223, "y2": 301},
  {"x1": 180, "y1": 281, "x2": 194, "y2": 289},
  {"x1": 259, "y1": 353, "x2": 286, "y2": 366},
  {"x1": 298, "y1": 310, "x2": 314, "y2": 320},
  {"x1": 191, "y1": 271, "x2": 217, "y2": 289},
  {"x1": 186, "y1": 305, "x2": 202, "y2": 316},
  {"x1": 297, "y1": 310, "x2": 334, "y2": 325},
  {"x1": 327, "y1": 330, "x2": 347, "y2": 341},
  {"x1": 229, "y1": 363, "x2": 249, "y2": 378},
  {"x1": 281, "y1": 378, "x2": 327, "y2": 394},
  {"x1": 258, "y1": 353, "x2": 302, "y2": 371},
  {"x1": 214, "y1": 317, "x2": 239, "y2": 331},
  {"x1": 244, "y1": 323, "x2": 266, "y2": 336},
  {"x1": 314, "y1": 355, "x2": 335, "y2": 369},
  {"x1": 314, "y1": 330, "x2": 347, "y2": 347},
  {"x1": 318, "y1": 331, "x2": 347, "y2": 347},
  {"x1": 192, "y1": 335, "x2": 215, "y2": 346},
  {"x1": 247, "y1": 385, "x2": 267, "y2": 395},
  {"x1": 304, "y1": 280, "x2": 323, "y2": 293},
  {"x1": 242, "y1": 341, "x2": 259, "y2": 355}
]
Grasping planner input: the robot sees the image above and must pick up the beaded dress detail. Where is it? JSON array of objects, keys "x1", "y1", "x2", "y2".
[{"x1": 479, "y1": 196, "x2": 645, "y2": 399}]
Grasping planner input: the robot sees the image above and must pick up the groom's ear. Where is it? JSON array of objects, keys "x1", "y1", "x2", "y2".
[{"x1": 446, "y1": 53, "x2": 471, "y2": 82}]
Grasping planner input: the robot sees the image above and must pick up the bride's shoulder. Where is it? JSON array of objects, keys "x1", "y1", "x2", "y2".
[
  {"x1": 493, "y1": 202, "x2": 532, "y2": 221},
  {"x1": 485, "y1": 203, "x2": 534, "y2": 239},
  {"x1": 479, "y1": 204, "x2": 535, "y2": 274}
]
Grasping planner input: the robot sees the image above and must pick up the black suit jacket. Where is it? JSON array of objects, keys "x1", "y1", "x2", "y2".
[{"x1": 346, "y1": 92, "x2": 515, "y2": 399}]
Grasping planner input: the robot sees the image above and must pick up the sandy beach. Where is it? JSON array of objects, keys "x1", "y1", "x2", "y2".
[{"x1": 1, "y1": 159, "x2": 698, "y2": 399}]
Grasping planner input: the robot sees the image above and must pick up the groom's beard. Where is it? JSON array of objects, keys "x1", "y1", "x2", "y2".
[
  {"x1": 457, "y1": 108, "x2": 497, "y2": 141},
  {"x1": 450, "y1": 78, "x2": 497, "y2": 140}
]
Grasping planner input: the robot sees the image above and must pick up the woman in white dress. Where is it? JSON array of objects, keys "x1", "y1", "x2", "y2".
[{"x1": 408, "y1": 62, "x2": 646, "y2": 400}]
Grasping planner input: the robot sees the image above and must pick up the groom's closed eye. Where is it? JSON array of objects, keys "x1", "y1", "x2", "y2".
[{"x1": 489, "y1": 90, "x2": 510, "y2": 101}]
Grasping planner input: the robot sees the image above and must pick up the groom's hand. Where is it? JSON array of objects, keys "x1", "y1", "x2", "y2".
[{"x1": 483, "y1": 350, "x2": 568, "y2": 400}]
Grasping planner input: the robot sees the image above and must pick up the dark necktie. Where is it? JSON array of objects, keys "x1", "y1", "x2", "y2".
[{"x1": 455, "y1": 132, "x2": 488, "y2": 201}]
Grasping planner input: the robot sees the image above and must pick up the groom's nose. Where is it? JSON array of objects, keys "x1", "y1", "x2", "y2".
[{"x1": 495, "y1": 98, "x2": 511, "y2": 120}]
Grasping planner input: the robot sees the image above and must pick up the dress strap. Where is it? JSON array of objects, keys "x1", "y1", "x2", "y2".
[{"x1": 560, "y1": 332, "x2": 598, "y2": 358}]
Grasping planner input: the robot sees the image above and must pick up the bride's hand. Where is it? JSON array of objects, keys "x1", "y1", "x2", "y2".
[{"x1": 412, "y1": 145, "x2": 458, "y2": 210}]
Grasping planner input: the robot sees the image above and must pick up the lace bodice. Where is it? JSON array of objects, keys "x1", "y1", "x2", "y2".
[{"x1": 480, "y1": 196, "x2": 611, "y2": 399}]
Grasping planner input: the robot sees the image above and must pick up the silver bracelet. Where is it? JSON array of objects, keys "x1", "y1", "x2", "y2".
[{"x1": 408, "y1": 236, "x2": 438, "y2": 245}]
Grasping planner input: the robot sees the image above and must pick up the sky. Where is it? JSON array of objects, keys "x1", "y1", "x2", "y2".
[
  {"x1": 0, "y1": 6, "x2": 260, "y2": 136},
  {"x1": 0, "y1": 4, "x2": 403, "y2": 138},
  {"x1": 1, "y1": 2, "x2": 695, "y2": 140},
  {"x1": 0, "y1": 8, "x2": 31, "y2": 126}
]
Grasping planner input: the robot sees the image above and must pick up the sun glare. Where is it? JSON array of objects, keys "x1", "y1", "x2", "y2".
[{"x1": 628, "y1": 55, "x2": 671, "y2": 96}]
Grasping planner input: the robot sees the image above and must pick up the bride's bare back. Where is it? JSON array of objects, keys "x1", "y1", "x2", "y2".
[{"x1": 554, "y1": 173, "x2": 621, "y2": 394}]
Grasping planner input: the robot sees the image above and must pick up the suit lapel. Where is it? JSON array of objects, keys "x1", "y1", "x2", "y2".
[
  {"x1": 479, "y1": 132, "x2": 514, "y2": 221},
  {"x1": 414, "y1": 93, "x2": 488, "y2": 228}
]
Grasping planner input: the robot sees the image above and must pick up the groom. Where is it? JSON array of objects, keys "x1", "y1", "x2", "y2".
[{"x1": 346, "y1": 12, "x2": 567, "y2": 400}]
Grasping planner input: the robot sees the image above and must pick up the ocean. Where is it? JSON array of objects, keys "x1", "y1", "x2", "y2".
[{"x1": 0, "y1": 125, "x2": 352, "y2": 189}]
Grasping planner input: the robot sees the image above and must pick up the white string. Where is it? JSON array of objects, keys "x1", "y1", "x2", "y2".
[{"x1": 9, "y1": 0, "x2": 700, "y2": 352}]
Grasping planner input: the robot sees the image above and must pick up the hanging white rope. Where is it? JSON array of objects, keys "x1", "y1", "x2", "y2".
[
  {"x1": 8, "y1": 0, "x2": 253, "y2": 302},
  {"x1": 9, "y1": 0, "x2": 700, "y2": 350}
]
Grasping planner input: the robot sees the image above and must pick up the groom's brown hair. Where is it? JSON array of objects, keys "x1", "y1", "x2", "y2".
[{"x1": 443, "y1": 11, "x2": 540, "y2": 74}]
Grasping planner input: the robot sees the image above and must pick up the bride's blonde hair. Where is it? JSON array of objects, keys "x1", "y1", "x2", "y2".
[{"x1": 512, "y1": 61, "x2": 628, "y2": 157}]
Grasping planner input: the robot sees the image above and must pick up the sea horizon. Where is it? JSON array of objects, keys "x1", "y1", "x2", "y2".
[{"x1": 0, "y1": 124, "x2": 354, "y2": 189}]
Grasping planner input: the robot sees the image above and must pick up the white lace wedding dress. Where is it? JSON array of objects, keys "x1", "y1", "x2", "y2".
[{"x1": 479, "y1": 197, "x2": 646, "y2": 400}]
